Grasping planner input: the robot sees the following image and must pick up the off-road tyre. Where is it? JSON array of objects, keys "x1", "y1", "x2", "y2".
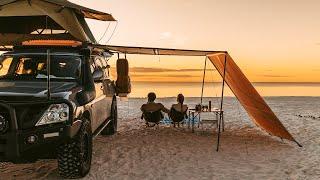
[
  {"x1": 101, "y1": 97, "x2": 118, "y2": 135},
  {"x1": 57, "y1": 118, "x2": 92, "y2": 179}
]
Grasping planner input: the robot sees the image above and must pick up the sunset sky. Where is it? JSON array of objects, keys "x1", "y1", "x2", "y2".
[{"x1": 19, "y1": 1, "x2": 320, "y2": 82}]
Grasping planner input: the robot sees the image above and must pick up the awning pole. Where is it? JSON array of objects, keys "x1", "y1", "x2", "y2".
[
  {"x1": 217, "y1": 53, "x2": 227, "y2": 151},
  {"x1": 200, "y1": 56, "x2": 208, "y2": 105},
  {"x1": 294, "y1": 140, "x2": 303, "y2": 147},
  {"x1": 199, "y1": 56, "x2": 208, "y2": 128}
]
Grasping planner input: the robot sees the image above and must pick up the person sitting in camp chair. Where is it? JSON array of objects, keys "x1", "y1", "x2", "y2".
[
  {"x1": 141, "y1": 92, "x2": 169, "y2": 127},
  {"x1": 170, "y1": 94, "x2": 188, "y2": 127}
]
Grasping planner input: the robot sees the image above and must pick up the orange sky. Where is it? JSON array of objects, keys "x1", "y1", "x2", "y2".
[{"x1": 34, "y1": 1, "x2": 320, "y2": 82}]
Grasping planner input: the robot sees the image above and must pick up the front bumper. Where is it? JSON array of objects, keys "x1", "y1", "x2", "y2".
[
  {"x1": 0, "y1": 101, "x2": 82, "y2": 163},
  {"x1": 0, "y1": 121, "x2": 81, "y2": 163}
]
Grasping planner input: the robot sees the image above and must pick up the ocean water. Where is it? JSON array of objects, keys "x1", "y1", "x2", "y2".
[
  {"x1": 117, "y1": 96, "x2": 320, "y2": 124},
  {"x1": 129, "y1": 82, "x2": 320, "y2": 98}
]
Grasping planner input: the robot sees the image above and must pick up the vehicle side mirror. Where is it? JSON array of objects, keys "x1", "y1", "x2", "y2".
[
  {"x1": 92, "y1": 69, "x2": 104, "y2": 82},
  {"x1": 76, "y1": 90, "x2": 95, "y2": 106}
]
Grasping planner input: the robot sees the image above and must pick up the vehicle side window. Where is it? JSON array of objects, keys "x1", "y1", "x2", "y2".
[
  {"x1": 95, "y1": 56, "x2": 111, "y2": 79},
  {"x1": 94, "y1": 57, "x2": 104, "y2": 69},
  {"x1": 89, "y1": 57, "x2": 96, "y2": 74},
  {"x1": 90, "y1": 56, "x2": 110, "y2": 79},
  {"x1": 100, "y1": 58, "x2": 107, "y2": 68}
]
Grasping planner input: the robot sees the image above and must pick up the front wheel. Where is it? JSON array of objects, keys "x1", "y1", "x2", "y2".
[
  {"x1": 57, "y1": 118, "x2": 92, "y2": 178},
  {"x1": 101, "y1": 97, "x2": 118, "y2": 136}
]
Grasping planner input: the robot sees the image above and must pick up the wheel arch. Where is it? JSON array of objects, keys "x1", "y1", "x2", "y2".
[{"x1": 82, "y1": 110, "x2": 91, "y2": 122}]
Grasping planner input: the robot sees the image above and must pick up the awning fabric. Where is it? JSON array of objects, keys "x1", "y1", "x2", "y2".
[
  {"x1": 208, "y1": 53, "x2": 296, "y2": 142},
  {"x1": 96, "y1": 45, "x2": 226, "y2": 56},
  {"x1": 0, "y1": 0, "x2": 115, "y2": 45}
]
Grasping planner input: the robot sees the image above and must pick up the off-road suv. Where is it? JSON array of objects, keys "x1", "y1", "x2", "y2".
[{"x1": 0, "y1": 45, "x2": 122, "y2": 178}]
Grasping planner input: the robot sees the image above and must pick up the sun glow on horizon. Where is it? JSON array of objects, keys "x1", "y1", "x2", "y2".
[
  {"x1": 1, "y1": 0, "x2": 318, "y2": 83},
  {"x1": 68, "y1": 0, "x2": 320, "y2": 83}
]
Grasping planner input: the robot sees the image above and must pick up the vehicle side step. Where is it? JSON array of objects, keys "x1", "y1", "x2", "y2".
[{"x1": 93, "y1": 119, "x2": 111, "y2": 139}]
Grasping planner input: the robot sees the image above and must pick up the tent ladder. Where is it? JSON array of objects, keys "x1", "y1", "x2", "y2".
[{"x1": 216, "y1": 53, "x2": 227, "y2": 152}]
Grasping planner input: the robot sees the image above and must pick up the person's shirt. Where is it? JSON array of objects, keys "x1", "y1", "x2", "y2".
[
  {"x1": 141, "y1": 102, "x2": 170, "y2": 113},
  {"x1": 171, "y1": 103, "x2": 188, "y2": 113}
]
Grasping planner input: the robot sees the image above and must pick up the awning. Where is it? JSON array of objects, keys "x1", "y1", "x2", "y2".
[
  {"x1": 95, "y1": 45, "x2": 298, "y2": 144},
  {"x1": 95, "y1": 44, "x2": 226, "y2": 56}
]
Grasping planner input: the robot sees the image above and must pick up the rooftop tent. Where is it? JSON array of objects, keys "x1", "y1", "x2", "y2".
[
  {"x1": 101, "y1": 45, "x2": 299, "y2": 146},
  {"x1": 0, "y1": 0, "x2": 116, "y2": 45}
]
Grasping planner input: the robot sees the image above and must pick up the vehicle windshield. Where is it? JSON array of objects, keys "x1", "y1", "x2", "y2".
[{"x1": 0, "y1": 54, "x2": 82, "y2": 81}]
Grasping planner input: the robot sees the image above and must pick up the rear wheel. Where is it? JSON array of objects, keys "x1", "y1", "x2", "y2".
[
  {"x1": 101, "y1": 97, "x2": 117, "y2": 135},
  {"x1": 57, "y1": 118, "x2": 92, "y2": 179}
]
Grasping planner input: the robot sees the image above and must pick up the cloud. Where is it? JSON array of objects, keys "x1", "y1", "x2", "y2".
[
  {"x1": 130, "y1": 67, "x2": 174, "y2": 72},
  {"x1": 160, "y1": 32, "x2": 172, "y2": 40},
  {"x1": 260, "y1": 75, "x2": 293, "y2": 78},
  {"x1": 132, "y1": 74, "x2": 200, "y2": 78},
  {"x1": 130, "y1": 67, "x2": 215, "y2": 73},
  {"x1": 316, "y1": 43, "x2": 320, "y2": 45},
  {"x1": 183, "y1": 68, "x2": 216, "y2": 72}
]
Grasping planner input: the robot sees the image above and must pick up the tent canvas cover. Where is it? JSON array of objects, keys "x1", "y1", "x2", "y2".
[
  {"x1": 0, "y1": 0, "x2": 116, "y2": 45},
  {"x1": 0, "y1": 0, "x2": 299, "y2": 145}
]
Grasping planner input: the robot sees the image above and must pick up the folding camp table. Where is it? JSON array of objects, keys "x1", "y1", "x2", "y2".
[{"x1": 188, "y1": 109, "x2": 224, "y2": 133}]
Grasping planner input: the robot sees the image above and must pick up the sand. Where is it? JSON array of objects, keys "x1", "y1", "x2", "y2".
[{"x1": 1, "y1": 97, "x2": 319, "y2": 180}]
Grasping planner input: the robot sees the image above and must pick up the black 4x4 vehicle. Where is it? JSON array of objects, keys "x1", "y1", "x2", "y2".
[{"x1": 0, "y1": 45, "x2": 129, "y2": 178}]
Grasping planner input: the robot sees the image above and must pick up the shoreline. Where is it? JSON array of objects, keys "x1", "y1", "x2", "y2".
[{"x1": 125, "y1": 96, "x2": 320, "y2": 99}]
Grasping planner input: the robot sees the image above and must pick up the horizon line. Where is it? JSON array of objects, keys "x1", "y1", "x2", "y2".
[{"x1": 130, "y1": 81, "x2": 320, "y2": 83}]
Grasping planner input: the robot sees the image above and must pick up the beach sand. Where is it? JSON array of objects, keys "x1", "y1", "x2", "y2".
[{"x1": 1, "y1": 97, "x2": 319, "y2": 180}]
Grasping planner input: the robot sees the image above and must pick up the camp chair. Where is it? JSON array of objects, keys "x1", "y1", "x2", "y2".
[
  {"x1": 141, "y1": 110, "x2": 164, "y2": 127},
  {"x1": 169, "y1": 107, "x2": 188, "y2": 128}
]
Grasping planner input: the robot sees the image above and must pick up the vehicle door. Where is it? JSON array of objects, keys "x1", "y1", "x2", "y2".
[
  {"x1": 98, "y1": 56, "x2": 115, "y2": 118},
  {"x1": 87, "y1": 56, "x2": 105, "y2": 130},
  {"x1": 92, "y1": 56, "x2": 110, "y2": 129}
]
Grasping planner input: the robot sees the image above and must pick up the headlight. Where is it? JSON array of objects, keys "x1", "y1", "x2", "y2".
[
  {"x1": 0, "y1": 115, "x2": 9, "y2": 133},
  {"x1": 36, "y1": 103, "x2": 69, "y2": 126}
]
